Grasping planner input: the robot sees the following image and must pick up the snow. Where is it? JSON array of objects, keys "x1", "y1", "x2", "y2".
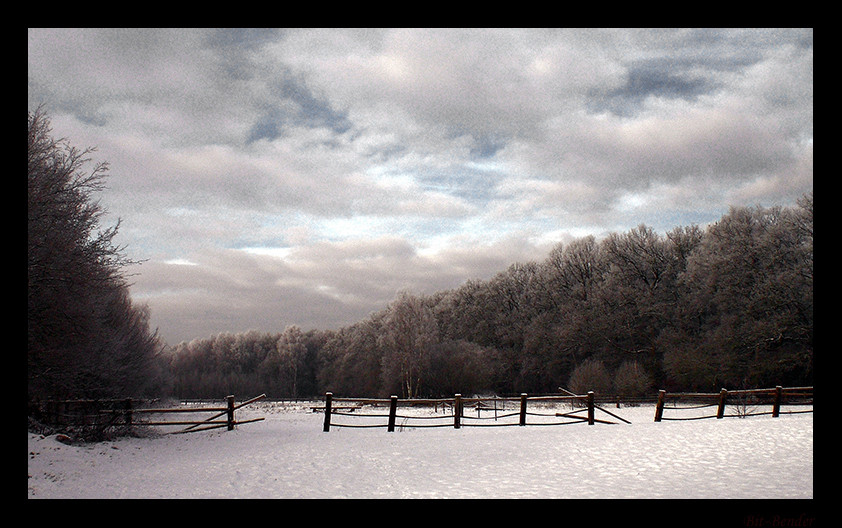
[{"x1": 27, "y1": 400, "x2": 813, "y2": 499}]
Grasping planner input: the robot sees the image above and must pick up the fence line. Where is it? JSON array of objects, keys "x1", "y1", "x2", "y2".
[
  {"x1": 654, "y1": 386, "x2": 813, "y2": 422},
  {"x1": 321, "y1": 391, "x2": 627, "y2": 432},
  {"x1": 32, "y1": 394, "x2": 266, "y2": 435}
]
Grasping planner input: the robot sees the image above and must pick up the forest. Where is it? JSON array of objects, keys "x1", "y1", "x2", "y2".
[{"x1": 161, "y1": 194, "x2": 813, "y2": 400}]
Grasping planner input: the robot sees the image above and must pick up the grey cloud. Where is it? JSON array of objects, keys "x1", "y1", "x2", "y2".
[
  {"x1": 204, "y1": 28, "x2": 283, "y2": 78},
  {"x1": 591, "y1": 64, "x2": 717, "y2": 117},
  {"x1": 132, "y1": 237, "x2": 491, "y2": 344},
  {"x1": 586, "y1": 28, "x2": 811, "y2": 118}
]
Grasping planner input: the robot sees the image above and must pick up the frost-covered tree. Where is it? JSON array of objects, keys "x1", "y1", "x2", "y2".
[
  {"x1": 28, "y1": 107, "x2": 159, "y2": 400},
  {"x1": 277, "y1": 325, "x2": 308, "y2": 398},
  {"x1": 613, "y1": 361, "x2": 653, "y2": 398},
  {"x1": 670, "y1": 200, "x2": 813, "y2": 389},
  {"x1": 567, "y1": 358, "x2": 612, "y2": 395},
  {"x1": 379, "y1": 292, "x2": 438, "y2": 398}
]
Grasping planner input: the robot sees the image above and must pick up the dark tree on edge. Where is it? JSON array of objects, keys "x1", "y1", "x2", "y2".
[{"x1": 28, "y1": 107, "x2": 160, "y2": 401}]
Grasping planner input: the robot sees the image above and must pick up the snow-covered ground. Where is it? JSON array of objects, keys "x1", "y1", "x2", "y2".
[{"x1": 27, "y1": 400, "x2": 812, "y2": 499}]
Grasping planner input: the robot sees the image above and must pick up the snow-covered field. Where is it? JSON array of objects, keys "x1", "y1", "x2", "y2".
[{"x1": 27, "y1": 400, "x2": 812, "y2": 500}]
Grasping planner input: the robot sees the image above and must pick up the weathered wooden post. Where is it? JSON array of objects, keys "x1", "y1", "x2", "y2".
[
  {"x1": 123, "y1": 398, "x2": 133, "y2": 427},
  {"x1": 587, "y1": 391, "x2": 595, "y2": 425},
  {"x1": 519, "y1": 393, "x2": 527, "y2": 426},
  {"x1": 654, "y1": 390, "x2": 666, "y2": 422},
  {"x1": 227, "y1": 395, "x2": 236, "y2": 430},
  {"x1": 454, "y1": 394, "x2": 462, "y2": 429},
  {"x1": 716, "y1": 389, "x2": 727, "y2": 419},
  {"x1": 323, "y1": 392, "x2": 333, "y2": 432},
  {"x1": 387, "y1": 395, "x2": 398, "y2": 432},
  {"x1": 773, "y1": 386, "x2": 783, "y2": 418}
]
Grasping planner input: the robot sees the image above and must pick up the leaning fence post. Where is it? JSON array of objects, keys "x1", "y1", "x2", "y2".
[
  {"x1": 717, "y1": 388, "x2": 727, "y2": 419},
  {"x1": 519, "y1": 393, "x2": 527, "y2": 426},
  {"x1": 387, "y1": 395, "x2": 398, "y2": 432},
  {"x1": 654, "y1": 390, "x2": 666, "y2": 422},
  {"x1": 227, "y1": 395, "x2": 235, "y2": 430},
  {"x1": 587, "y1": 391, "x2": 595, "y2": 425},
  {"x1": 323, "y1": 392, "x2": 332, "y2": 432},
  {"x1": 454, "y1": 394, "x2": 462, "y2": 429},
  {"x1": 773, "y1": 386, "x2": 783, "y2": 418}
]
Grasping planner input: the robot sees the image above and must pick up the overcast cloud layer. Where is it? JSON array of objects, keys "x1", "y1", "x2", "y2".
[{"x1": 28, "y1": 28, "x2": 813, "y2": 345}]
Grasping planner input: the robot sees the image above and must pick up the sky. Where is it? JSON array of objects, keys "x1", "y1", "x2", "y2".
[{"x1": 27, "y1": 28, "x2": 813, "y2": 345}]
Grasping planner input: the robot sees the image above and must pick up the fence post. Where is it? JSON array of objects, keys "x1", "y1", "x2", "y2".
[
  {"x1": 227, "y1": 395, "x2": 235, "y2": 430},
  {"x1": 454, "y1": 394, "x2": 462, "y2": 429},
  {"x1": 654, "y1": 390, "x2": 666, "y2": 422},
  {"x1": 773, "y1": 386, "x2": 783, "y2": 418},
  {"x1": 717, "y1": 389, "x2": 727, "y2": 419},
  {"x1": 323, "y1": 392, "x2": 332, "y2": 432},
  {"x1": 519, "y1": 393, "x2": 527, "y2": 426},
  {"x1": 124, "y1": 398, "x2": 133, "y2": 426},
  {"x1": 587, "y1": 391, "x2": 595, "y2": 425},
  {"x1": 388, "y1": 395, "x2": 398, "y2": 432}
]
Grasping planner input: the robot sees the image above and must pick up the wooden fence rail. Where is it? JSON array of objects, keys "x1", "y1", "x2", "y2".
[
  {"x1": 654, "y1": 386, "x2": 813, "y2": 422},
  {"x1": 321, "y1": 391, "x2": 627, "y2": 432},
  {"x1": 32, "y1": 394, "x2": 266, "y2": 435}
]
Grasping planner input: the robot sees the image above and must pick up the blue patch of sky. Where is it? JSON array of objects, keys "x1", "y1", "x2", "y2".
[
  {"x1": 586, "y1": 33, "x2": 771, "y2": 118},
  {"x1": 413, "y1": 130, "x2": 509, "y2": 204},
  {"x1": 246, "y1": 72, "x2": 351, "y2": 144},
  {"x1": 589, "y1": 61, "x2": 718, "y2": 117},
  {"x1": 621, "y1": 208, "x2": 723, "y2": 234},
  {"x1": 415, "y1": 166, "x2": 502, "y2": 204},
  {"x1": 468, "y1": 133, "x2": 507, "y2": 160}
]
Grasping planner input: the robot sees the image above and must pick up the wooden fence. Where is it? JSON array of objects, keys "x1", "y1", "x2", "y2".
[
  {"x1": 320, "y1": 391, "x2": 630, "y2": 432},
  {"x1": 653, "y1": 386, "x2": 813, "y2": 422},
  {"x1": 31, "y1": 394, "x2": 266, "y2": 435}
]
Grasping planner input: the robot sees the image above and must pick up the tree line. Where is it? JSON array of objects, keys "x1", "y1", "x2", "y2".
[
  {"x1": 27, "y1": 107, "x2": 812, "y2": 403},
  {"x1": 161, "y1": 193, "x2": 813, "y2": 400}
]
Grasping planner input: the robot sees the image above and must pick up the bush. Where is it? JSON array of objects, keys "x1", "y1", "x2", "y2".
[
  {"x1": 613, "y1": 361, "x2": 653, "y2": 398},
  {"x1": 568, "y1": 359, "x2": 612, "y2": 395}
]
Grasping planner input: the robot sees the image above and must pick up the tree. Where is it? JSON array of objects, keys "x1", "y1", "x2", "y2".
[
  {"x1": 378, "y1": 292, "x2": 439, "y2": 398},
  {"x1": 544, "y1": 235, "x2": 604, "y2": 304},
  {"x1": 613, "y1": 360, "x2": 653, "y2": 398},
  {"x1": 424, "y1": 339, "x2": 493, "y2": 396},
  {"x1": 317, "y1": 316, "x2": 385, "y2": 397},
  {"x1": 28, "y1": 107, "x2": 160, "y2": 400},
  {"x1": 433, "y1": 279, "x2": 496, "y2": 347},
  {"x1": 669, "y1": 201, "x2": 813, "y2": 389},
  {"x1": 277, "y1": 325, "x2": 308, "y2": 398},
  {"x1": 567, "y1": 358, "x2": 612, "y2": 395}
]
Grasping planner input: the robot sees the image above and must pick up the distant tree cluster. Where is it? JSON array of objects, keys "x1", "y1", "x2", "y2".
[
  {"x1": 162, "y1": 194, "x2": 812, "y2": 399},
  {"x1": 163, "y1": 327, "x2": 322, "y2": 399},
  {"x1": 28, "y1": 108, "x2": 162, "y2": 401}
]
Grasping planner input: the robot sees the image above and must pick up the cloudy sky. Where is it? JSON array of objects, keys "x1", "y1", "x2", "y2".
[{"x1": 28, "y1": 28, "x2": 813, "y2": 345}]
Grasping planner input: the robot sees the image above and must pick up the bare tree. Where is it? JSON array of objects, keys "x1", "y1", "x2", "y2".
[
  {"x1": 613, "y1": 360, "x2": 653, "y2": 399},
  {"x1": 379, "y1": 292, "x2": 438, "y2": 398},
  {"x1": 277, "y1": 325, "x2": 307, "y2": 398},
  {"x1": 568, "y1": 358, "x2": 612, "y2": 395}
]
